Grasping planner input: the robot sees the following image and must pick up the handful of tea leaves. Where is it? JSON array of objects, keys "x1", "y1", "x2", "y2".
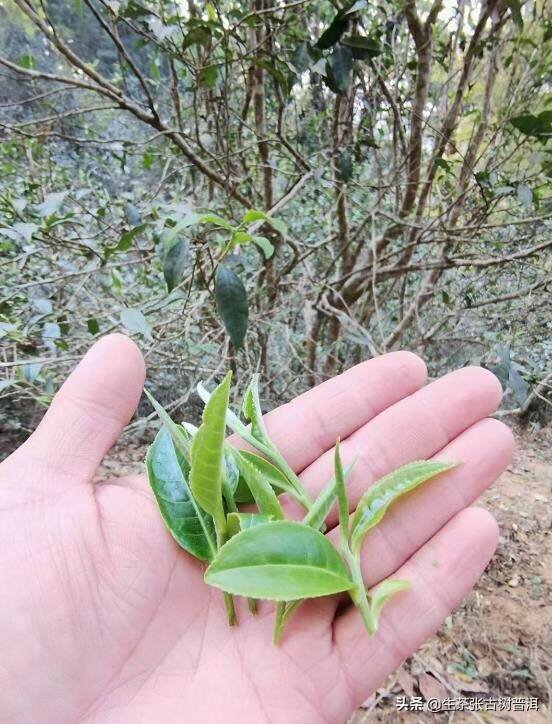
[{"x1": 145, "y1": 373, "x2": 457, "y2": 643}]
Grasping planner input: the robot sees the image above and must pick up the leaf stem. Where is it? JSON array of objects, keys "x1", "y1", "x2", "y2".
[
  {"x1": 346, "y1": 551, "x2": 376, "y2": 636},
  {"x1": 223, "y1": 591, "x2": 237, "y2": 626},
  {"x1": 214, "y1": 519, "x2": 237, "y2": 625},
  {"x1": 273, "y1": 601, "x2": 287, "y2": 645}
]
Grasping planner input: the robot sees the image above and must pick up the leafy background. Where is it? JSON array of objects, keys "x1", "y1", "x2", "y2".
[{"x1": 1, "y1": 0, "x2": 550, "y2": 448}]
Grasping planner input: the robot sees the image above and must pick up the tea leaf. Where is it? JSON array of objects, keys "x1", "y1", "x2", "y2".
[
  {"x1": 252, "y1": 235, "x2": 274, "y2": 259},
  {"x1": 224, "y1": 449, "x2": 240, "y2": 493},
  {"x1": 242, "y1": 373, "x2": 270, "y2": 445},
  {"x1": 241, "y1": 209, "x2": 287, "y2": 236},
  {"x1": 190, "y1": 372, "x2": 231, "y2": 530},
  {"x1": 237, "y1": 450, "x2": 295, "y2": 495},
  {"x1": 341, "y1": 35, "x2": 381, "y2": 60},
  {"x1": 232, "y1": 450, "x2": 284, "y2": 519},
  {"x1": 325, "y1": 44, "x2": 353, "y2": 95},
  {"x1": 163, "y1": 238, "x2": 189, "y2": 292},
  {"x1": 303, "y1": 459, "x2": 356, "y2": 530},
  {"x1": 198, "y1": 381, "x2": 260, "y2": 448},
  {"x1": 143, "y1": 389, "x2": 192, "y2": 461},
  {"x1": 333, "y1": 440, "x2": 350, "y2": 549},
  {"x1": 222, "y1": 447, "x2": 239, "y2": 512},
  {"x1": 120, "y1": 308, "x2": 152, "y2": 341},
  {"x1": 205, "y1": 521, "x2": 354, "y2": 600},
  {"x1": 370, "y1": 579, "x2": 410, "y2": 626},
  {"x1": 227, "y1": 512, "x2": 274, "y2": 537},
  {"x1": 196, "y1": 212, "x2": 234, "y2": 230},
  {"x1": 215, "y1": 265, "x2": 248, "y2": 349},
  {"x1": 241, "y1": 375, "x2": 311, "y2": 507},
  {"x1": 350, "y1": 460, "x2": 458, "y2": 553},
  {"x1": 200, "y1": 377, "x2": 311, "y2": 508},
  {"x1": 315, "y1": 12, "x2": 348, "y2": 50},
  {"x1": 146, "y1": 427, "x2": 216, "y2": 560}
]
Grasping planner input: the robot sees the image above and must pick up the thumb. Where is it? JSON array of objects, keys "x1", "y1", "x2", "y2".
[{"x1": 7, "y1": 334, "x2": 145, "y2": 489}]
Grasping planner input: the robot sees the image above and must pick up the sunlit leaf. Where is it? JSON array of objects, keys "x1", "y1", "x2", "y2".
[
  {"x1": 227, "y1": 512, "x2": 274, "y2": 537},
  {"x1": 190, "y1": 372, "x2": 231, "y2": 529},
  {"x1": 143, "y1": 389, "x2": 192, "y2": 462},
  {"x1": 205, "y1": 521, "x2": 354, "y2": 600},
  {"x1": 237, "y1": 450, "x2": 295, "y2": 495},
  {"x1": 232, "y1": 449, "x2": 284, "y2": 519},
  {"x1": 303, "y1": 459, "x2": 356, "y2": 530},
  {"x1": 350, "y1": 461, "x2": 458, "y2": 553},
  {"x1": 241, "y1": 209, "x2": 287, "y2": 236},
  {"x1": 19, "y1": 53, "x2": 36, "y2": 69},
  {"x1": 252, "y1": 236, "x2": 274, "y2": 258},
  {"x1": 333, "y1": 440, "x2": 350, "y2": 546},
  {"x1": 242, "y1": 373, "x2": 269, "y2": 444}
]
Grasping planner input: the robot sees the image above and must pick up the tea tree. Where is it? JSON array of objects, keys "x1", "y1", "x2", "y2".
[{"x1": 146, "y1": 373, "x2": 458, "y2": 643}]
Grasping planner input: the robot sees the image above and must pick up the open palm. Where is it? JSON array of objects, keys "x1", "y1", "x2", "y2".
[{"x1": 0, "y1": 335, "x2": 513, "y2": 724}]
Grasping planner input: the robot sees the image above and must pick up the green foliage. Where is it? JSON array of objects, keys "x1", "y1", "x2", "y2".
[
  {"x1": 369, "y1": 578, "x2": 411, "y2": 627},
  {"x1": 190, "y1": 372, "x2": 232, "y2": 532},
  {"x1": 146, "y1": 427, "x2": 216, "y2": 560},
  {"x1": 232, "y1": 449, "x2": 284, "y2": 519},
  {"x1": 205, "y1": 521, "x2": 354, "y2": 600},
  {"x1": 236, "y1": 450, "x2": 294, "y2": 496},
  {"x1": 163, "y1": 238, "x2": 189, "y2": 292},
  {"x1": 350, "y1": 460, "x2": 458, "y2": 554},
  {"x1": 120, "y1": 308, "x2": 152, "y2": 341},
  {"x1": 146, "y1": 372, "x2": 454, "y2": 642},
  {"x1": 325, "y1": 44, "x2": 353, "y2": 95},
  {"x1": 1, "y1": 0, "x2": 550, "y2": 452},
  {"x1": 340, "y1": 36, "x2": 381, "y2": 60},
  {"x1": 215, "y1": 265, "x2": 249, "y2": 349},
  {"x1": 227, "y1": 512, "x2": 274, "y2": 537},
  {"x1": 509, "y1": 111, "x2": 552, "y2": 141}
]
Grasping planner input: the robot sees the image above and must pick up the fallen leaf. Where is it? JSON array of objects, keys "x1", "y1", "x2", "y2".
[
  {"x1": 396, "y1": 666, "x2": 415, "y2": 697},
  {"x1": 418, "y1": 672, "x2": 447, "y2": 702}
]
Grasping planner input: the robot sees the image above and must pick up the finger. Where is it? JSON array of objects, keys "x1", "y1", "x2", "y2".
[
  {"x1": 332, "y1": 507, "x2": 499, "y2": 709},
  {"x1": 326, "y1": 417, "x2": 513, "y2": 586},
  {"x1": 229, "y1": 351, "x2": 427, "y2": 473},
  {"x1": 300, "y1": 366, "x2": 502, "y2": 516},
  {"x1": 11, "y1": 334, "x2": 145, "y2": 486}
]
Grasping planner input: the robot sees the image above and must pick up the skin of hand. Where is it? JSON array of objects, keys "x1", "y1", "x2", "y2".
[{"x1": 0, "y1": 335, "x2": 514, "y2": 724}]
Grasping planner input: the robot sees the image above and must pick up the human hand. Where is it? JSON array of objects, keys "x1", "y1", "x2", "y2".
[{"x1": 0, "y1": 335, "x2": 513, "y2": 723}]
